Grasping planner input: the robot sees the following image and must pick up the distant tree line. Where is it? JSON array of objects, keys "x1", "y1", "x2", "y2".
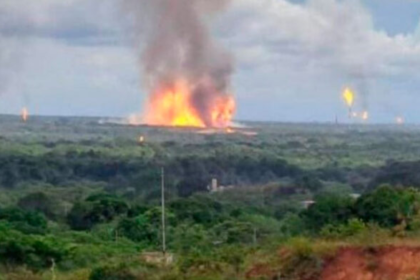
[{"x1": 0, "y1": 151, "x2": 302, "y2": 197}]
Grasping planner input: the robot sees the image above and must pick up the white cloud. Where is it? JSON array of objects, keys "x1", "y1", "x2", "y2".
[
  {"x1": 0, "y1": 0, "x2": 120, "y2": 44},
  {"x1": 0, "y1": 37, "x2": 141, "y2": 117},
  {"x1": 224, "y1": 0, "x2": 420, "y2": 79},
  {"x1": 2, "y1": 0, "x2": 420, "y2": 122}
]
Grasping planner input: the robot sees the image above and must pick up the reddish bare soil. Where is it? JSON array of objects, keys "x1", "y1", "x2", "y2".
[
  {"x1": 321, "y1": 246, "x2": 420, "y2": 280},
  {"x1": 247, "y1": 246, "x2": 420, "y2": 280},
  {"x1": 246, "y1": 263, "x2": 276, "y2": 279}
]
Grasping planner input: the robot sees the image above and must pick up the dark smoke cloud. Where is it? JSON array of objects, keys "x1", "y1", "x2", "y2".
[{"x1": 122, "y1": 0, "x2": 234, "y2": 126}]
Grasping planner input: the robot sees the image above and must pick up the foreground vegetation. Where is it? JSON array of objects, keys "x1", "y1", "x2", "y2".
[{"x1": 2, "y1": 115, "x2": 420, "y2": 279}]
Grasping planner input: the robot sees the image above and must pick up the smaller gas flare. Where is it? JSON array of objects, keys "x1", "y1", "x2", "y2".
[
  {"x1": 225, "y1": 128, "x2": 235, "y2": 134},
  {"x1": 139, "y1": 136, "x2": 145, "y2": 143},
  {"x1": 396, "y1": 116, "x2": 404, "y2": 125},
  {"x1": 342, "y1": 87, "x2": 355, "y2": 119},
  {"x1": 361, "y1": 111, "x2": 369, "y2": 121},
  {"x1": 21, "y1": 107, "x2": 28, "y2": 122},
  {"x1": 342, "y1": 88, "x2": 355, "y2": 108}
]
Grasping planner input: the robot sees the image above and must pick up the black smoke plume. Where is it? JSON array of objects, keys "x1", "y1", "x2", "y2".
[{"x1": 122, "y1": 0, "x2": 234, "y2": 126}]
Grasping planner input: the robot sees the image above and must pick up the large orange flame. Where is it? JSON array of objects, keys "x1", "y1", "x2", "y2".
[{"x1": 142, "y1": 80, "x2": 235, "y2": 128}]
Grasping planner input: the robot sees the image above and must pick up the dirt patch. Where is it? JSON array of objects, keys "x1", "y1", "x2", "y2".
[
  {"x1": 246, "y1": 263, "x2": 276, "y2": 279},
  {"x1": 321, "y1": 246, "x2": 420, "y2": 280},
  {"x1": 246, "y1": 245, "x2": 420, "y2": 280}
]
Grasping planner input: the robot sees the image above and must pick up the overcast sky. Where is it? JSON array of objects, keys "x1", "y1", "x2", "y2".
[{"x1": 1, "y1": 0, "x2": 420, "y2": 123}]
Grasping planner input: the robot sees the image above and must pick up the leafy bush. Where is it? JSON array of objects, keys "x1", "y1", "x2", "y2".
[
  {"x1": 0, "y1": 208, "x2": 47, "y2": 235},
  {"x1": 89, "y1": 266, "x2": 135, "y2": 280},
  {"x1": 355, "y1": 186, "x2": 420, "y2": 228},
  {"x1": 18, "y1": 192, "x2": 59, "y2": 220},
  {"x1": 169, "y1": 196, "x2": 224, "y2": 226},
  {"x1": 280, "y1": 213, "x2": 305, "y2": 237},
  {"x1": 116, "y1": 215, "x2": 158, "y2": 245},
  {"x1": 67, "y1": 194, "x2": 129, "y2": 230},
  {"x1": 277, "y1": 237, "x2": 323, "y2": 280},
  {"x1": 212, "y1": 220, "x2": 256, "y2": 244},
  {"x1": 0, "y1": 228, "x2": 69, "y2": 270},
  {"x1": 320, "y1": 218, "x2": 367, "y2": 239},
  {"x1": 301, "y1": 194, "x2": 354, "y2": 232}
]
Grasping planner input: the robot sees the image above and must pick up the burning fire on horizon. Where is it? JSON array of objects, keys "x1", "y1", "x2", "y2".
[
  {"x1": 125, "y1": 0, "x2": 235, "y2": 129},
  {"x1": 21, "y1": 107, "x2": 28, "y2": 122},
  {"x1": 140, "y1": 80, "x2": 236, "y2": 128},
  {"x1": 342, "y1": 87, "x2": 354, "y2": 117},
  {"x1": 341, "y1": 87, "x2": 406, "y2": 124},
  {"x1": 361, "y1": 111, "x2": 369, "y2": 121},
  {"x1": 396, "y1": 116, "x2": 405, "y2": 125},
  {"x1": 342, "y1": 87, "x2": 369, "y2": 122}
]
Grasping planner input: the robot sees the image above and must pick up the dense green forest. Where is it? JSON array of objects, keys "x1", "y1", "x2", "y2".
[{"x1": 2, "y1": 115, "x2": 420, "y2": 279}]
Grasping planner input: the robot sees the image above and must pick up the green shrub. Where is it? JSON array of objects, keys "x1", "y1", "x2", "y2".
[
  {"x1": 277, "y1": 237, "x2": 323, "y2": 280},
  {"x1": 0, "y1": 208, "x2": 47, "y2": 235},
  {"x1": 320, "y1": 218, "x2": 367, "y2": 239},
  {"x1": 355, "y1": 186, "x2": 420, "y2": 229},
  {"x1": 280, "y1": 213, "x2": 305, "y2": 237},
  {"x1": 67, "y1": 195, "x2": 129, "y2": 230},
  {"x1": 89, "y1": 266, "x2": 135, "y2": 280},
  {"x1": 301, "y1": 194, "x2": 354, "y2": 232},
  {"x1": 0, "y1": 229, "x2": 69, "y2": 270},
  {"x1": 116, "y1": 215, "x2": 158, "y2": 245},
  {"x1": 18, "y1": 192, "x2": 60, "y2": 220}
]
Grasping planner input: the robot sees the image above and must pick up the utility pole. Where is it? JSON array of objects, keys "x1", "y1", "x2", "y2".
[{"x1": 161, "y1": 167, "x2": 166, "y2": 255}]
